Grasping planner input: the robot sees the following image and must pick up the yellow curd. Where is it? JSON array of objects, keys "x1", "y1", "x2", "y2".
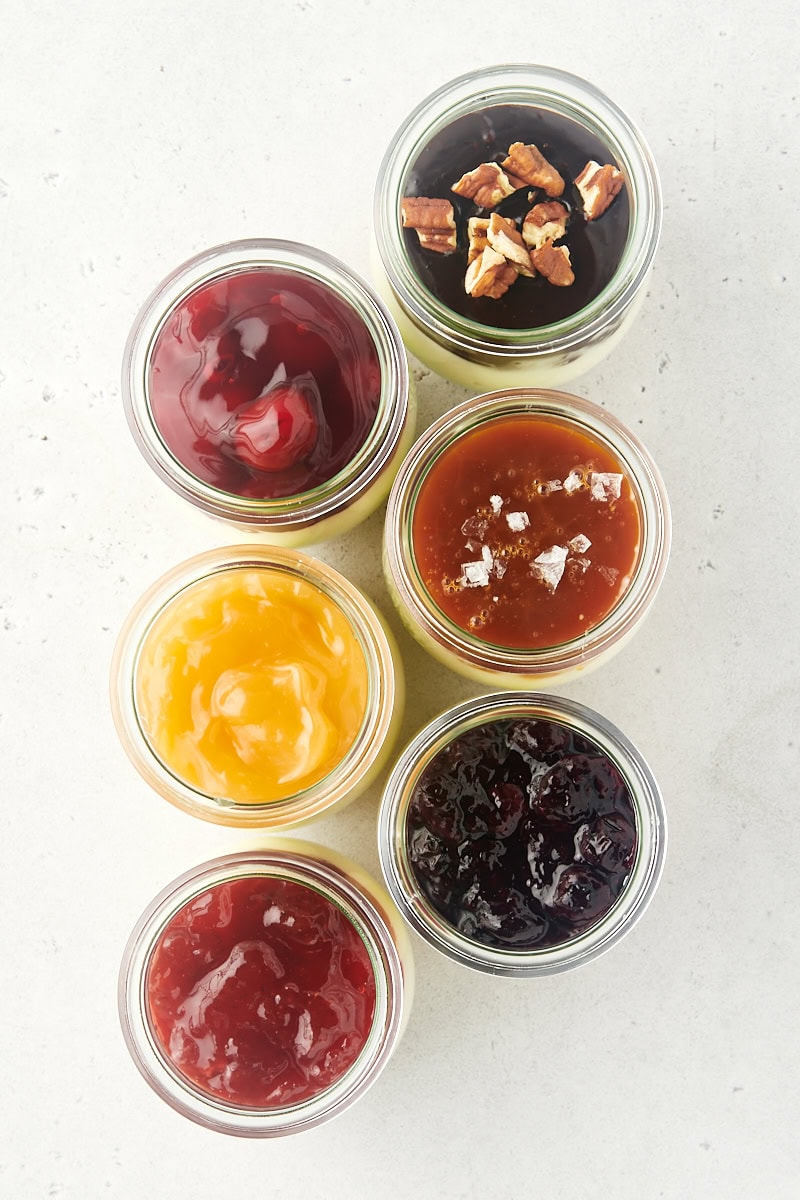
[{"x1": 135, "y1": 567, "x2": 369, "y2": 803}]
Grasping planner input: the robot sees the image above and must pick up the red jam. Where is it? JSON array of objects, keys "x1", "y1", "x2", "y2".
[
  {"x1": 407, "y1": 717, "x2": 637, "y2": 950},
  {"x1": 146, "y1": 875, "x2": 377, "y2": 1109},
  {"x1": 411, "y1": 414, "x2": 641, "y2": 648},
  {"x1": 148, "y1": 269, "x2": 381, "y2": 498}
]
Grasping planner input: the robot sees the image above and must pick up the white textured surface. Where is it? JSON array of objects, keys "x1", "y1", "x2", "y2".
[{"x1": 1, "y1": 2, "x2": 798, "y2": 1197}]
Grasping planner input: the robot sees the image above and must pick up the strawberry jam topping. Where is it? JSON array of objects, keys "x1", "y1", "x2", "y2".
[{"x1": 146, "y1": 875, "x2": 377, "y2": 1109}]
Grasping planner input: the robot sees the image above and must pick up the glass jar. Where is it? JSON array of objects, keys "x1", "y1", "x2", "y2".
[
  {"x1": 384, "y1": 387, "x2": 670, "y2": 689},
  {"x1": 373, "y1": 64, "x2": 662, "y2": 390},
  {"x1": 119, "y1": 842, "x2": 414, "y2": 1135},
  {"x1": 111, "y1": 545, "x2": 403, "y2": 827},
  {"x1": 123, "y1": 238, "x2": 414, "y2": 544},
  {"x1": 378, "y1": 692, "x2": 666, "y2": 976}
]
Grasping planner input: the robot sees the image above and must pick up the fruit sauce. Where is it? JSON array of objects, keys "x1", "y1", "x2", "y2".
[
  {"x1": 406, "y1": 717, "x2": 637, "y2": 951},
  {"x1": 146, "y1": 875, "x2": 376, "y2": 1109},
  {"x1": 148, "y1": 268, "x2": 381, "y2": 498},
  {"x1": 403, "y1": 104, "x2": 630, "y2": 328}
]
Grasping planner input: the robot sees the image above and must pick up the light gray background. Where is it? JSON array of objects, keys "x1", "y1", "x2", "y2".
[{"x1": 1, "y1": 2, "x2": 798, "y2": 1197}]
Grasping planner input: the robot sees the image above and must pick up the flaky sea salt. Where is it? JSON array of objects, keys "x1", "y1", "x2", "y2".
[
  {"x1": 490, "y1": 494, "x2": 503, "y2": 514},
  {"x1": 505, "y1": 511, "x2": 530, "y2": 532},
  {"x1": 568, "y1": 533, "x2": 592, "y2": 553},
  {"x1": 568, "y1": 555, "x2": 591, "y2": 576},
  {"x1": 563, "y1": 470, "x2": 583, "y2": 494},
  {"x1": 530, "y1": 544, "x2": 568, "y2": 592},
  {"x1": 590, "y1": 472, "x2": 623, "y2": 502},
  {"x1": 460, "y1": 559, "x2": 491, "y2": 588},
  {"x1": 597, "y1": 565, "x2": 620, "y2": 585},
  {"x1": 461, "y1": 514, "x2": 489, "y2": 540}
]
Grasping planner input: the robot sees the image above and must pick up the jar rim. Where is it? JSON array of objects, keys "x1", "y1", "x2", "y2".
[
  {"x1": 110, "y1": 545, "x2": 399, "y2": 827},
  {"x1": 119, "y1": 844, "x2": 409, "y2": 1135},
  {"x1": 122, "y1": 238, "x2": 410, "y2": 529},
  {"x1": 384, "y1": 387, "x2": 671, "y2": 679},
  {"x1": 373, "y1": 63, "x2": 662, "y2": 359},
  {"x1": 378, "y1": 691, "x2": 667, "y2": 976}
]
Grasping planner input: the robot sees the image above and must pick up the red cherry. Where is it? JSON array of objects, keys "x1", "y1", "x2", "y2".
[{"x1": 229, "y1": 381, "x2": 319, "y2": 472}]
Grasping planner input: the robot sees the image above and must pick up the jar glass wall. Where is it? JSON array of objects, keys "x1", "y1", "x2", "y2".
[
  {"x1": 119, "y1": 843, "x2": 414, "y2": 1135},
  {"x1": 373, "y1": 65, "x2": 661, "y2": 390},
  {"x1": 378, "y1": 692, "x2": 666, "y2": 976},
  {"x1": 384, "y1": 387, "x2": 670, "y2": 689},
  {"x1": 123, "y1": 239, "x2": 414, "y2": 544},
  {"x1": 111, "y1": 545, "x2": 403, "y2": 828}
]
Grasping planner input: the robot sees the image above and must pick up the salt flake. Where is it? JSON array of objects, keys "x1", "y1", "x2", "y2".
[
  {"x1": 568, "y1": 533, "x2": 592, "y2": 553},
  {"x1": 506, "y1": 511, "x2": 530, "y2": 532},
  {"x1": 598, "y1": 565, "x2": 620, "y2": 585},
  {"x1": 568, "y1": 555, "x2": 592, "y2": 576},
  {"x1": 490, "y1": 494, "x2": 503, "y2": 514},
  {"x1": 590, "y1": 472, "x2": 623, "y2": 502},
  {"x1": 460, "y1": 559, "x2": 491, "y2": 588},
  {"x1": 461, "y1": 514, "x2": 489, "y2": 540},
  {"x1": 563, "y1": 470, "x2": 583, "y2": 494},
  {"x1": 547, "y1": 479, "x2": 563, "y2": 492},
  {"x1": 530, "y1": 544, "x2": 568, "y2": 593}
]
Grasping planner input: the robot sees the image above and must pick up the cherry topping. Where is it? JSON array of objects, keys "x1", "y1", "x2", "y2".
[
  {"x1": 575, "y1": 812, "x2": 636, "y2": 871},
  {"x1": 406, "y1": 718, "x2": 638, "y2": 952},
  {"x1": 229, "y1": 378, "x2": 320, "y2": 473},
  {"x1": 549, "y1": 864, "x2": 613, "y2": 927}
]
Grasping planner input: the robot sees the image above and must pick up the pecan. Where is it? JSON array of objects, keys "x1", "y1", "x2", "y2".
[
  {"x1": 401, "y1": 196, "x2": 457, "y2": 252},
  {"x1": 486, "y1": 213, "x2": 534, "y2": 277},
  {"x1": 574, "y1": 161, "x2": 624, "y2": 220},
  {"x1": 522, "y1": 201, "x2": 569, "y2": 250},
  {"x1": 464, "y1": 246, "x2": 519, "y2": 299},
  {"x1": 467, "y1": 217, "x2": 490, "y2": 263},
  {"x1": 530, "y1": 243, "x2": 574, "y2": 287},
  {"x1": 451, "y1": 162, "x2": 516, "y2": 208},
  {"x1": 501, "y1": 143, "x2": 565, "y2": 197}
]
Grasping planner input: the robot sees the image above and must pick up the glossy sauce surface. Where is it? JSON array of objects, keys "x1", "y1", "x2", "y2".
[
  {"x1": 147, "y1": 875, "x2": 377, "y2": 1108},
  {"x1": 407, "y1": 718, "x2": 638, "y2": 950},
  {"x1": 411, "y1": 415, "x2": 641, "y2": 649},
  {"x1": 404, "y1": 104, "x2": 629, "y2": 328},
  {"x1": 148, "y1": 268, "x2": 381, "y2": 497},
  {"x1": 135, "y1": 567, "x2": 369, "y2": 802}
]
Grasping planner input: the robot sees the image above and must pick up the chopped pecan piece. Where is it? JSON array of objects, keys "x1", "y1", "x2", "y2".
[
  {"x1": 486, "y1": 213, "x2": 534, "y2": 277},
  {"x1": 574, "y1": 161, "x2": 624, "y2": 220},
  {"x1": 451, "y1": 162, "x2": 516, "y2": 208},
  {"x1": 522, "y1": 201, "x2": 569, "y2": 250},
  {"x1": 464, "y1": 246, "x2": 519, "y2": 299},
  {"x1": 467, "y1": 216, "x2": 490, "y2": 263},
  {"x1": 401, "y1": 196, "x2": 457, "y2": 252},
  {"x1": 530, "y1": 243, "x2": 574, "y2": 287},
  {"x1": 501, "y1": 142, "x2": 565, "y2": 197}
]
